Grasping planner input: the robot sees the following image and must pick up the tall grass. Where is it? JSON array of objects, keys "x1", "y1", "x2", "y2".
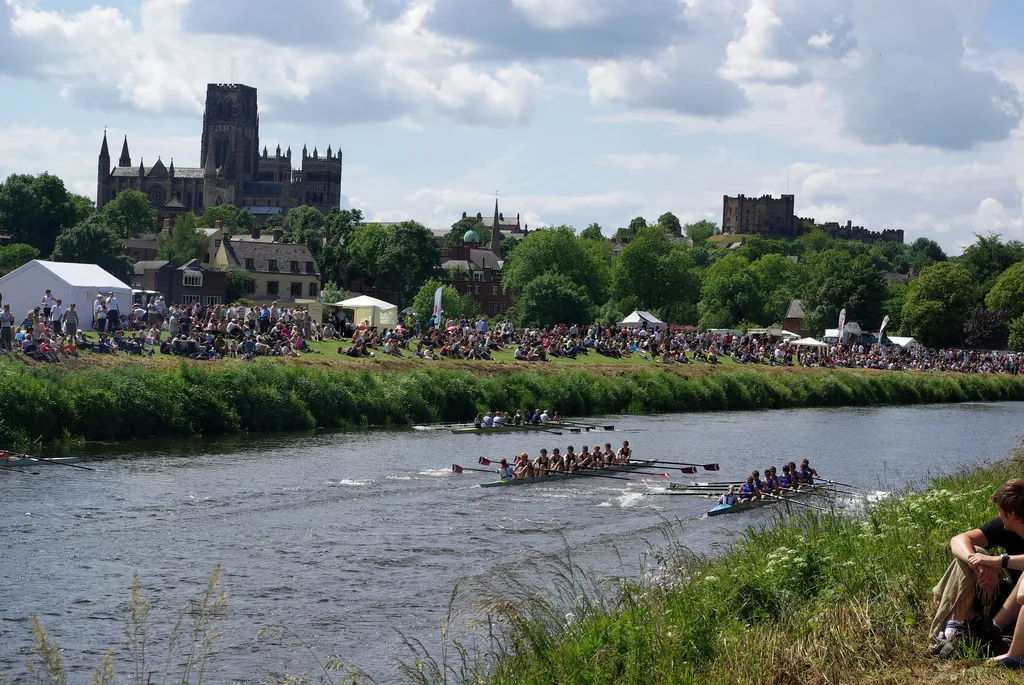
[
  {"x1": 476, "y1": 447, "x2": 1024, "y2": 685},
  {"x1": 1, "y1": 359, "x2": 1023, "y2": 445}
]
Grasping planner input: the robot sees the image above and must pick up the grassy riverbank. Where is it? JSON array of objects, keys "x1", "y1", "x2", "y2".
[
  {"x1": 1, "y1": 355, "x2": 1024, "y2": 444},
  {"x1": 476, "y1": 447, "x2": 1024, "y2": 685}
]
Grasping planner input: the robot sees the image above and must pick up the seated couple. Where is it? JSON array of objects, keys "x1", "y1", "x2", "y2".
[{"x1": 931, "y1": 479, "x2": 1024, "y2": 668}]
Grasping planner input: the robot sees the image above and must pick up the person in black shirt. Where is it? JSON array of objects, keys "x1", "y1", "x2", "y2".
[{"x1": 931, "y1": 480, "x2": 1024, "y2": 661}]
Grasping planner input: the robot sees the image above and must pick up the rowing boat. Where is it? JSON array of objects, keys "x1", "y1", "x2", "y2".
[
  {"x1": 0, "y1": 456, "x2": 81, "y2": 467},
  {"x1": 479, "y1": 460, "x2": 656, "y2": 487},
  {"x1": 706, "y1": 479, "x2": 829, "y2": 516},
  {"x1": 452, "y1": 424, "x2": 560, "y2": 435}
]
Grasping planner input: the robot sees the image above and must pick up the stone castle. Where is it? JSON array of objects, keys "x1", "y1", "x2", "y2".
[
  {"x1": 97, "y1": 84, "x2": 342, "y2": 220},
  {"x1": 722, "y1": 194, "x2": 903, "y2": 244}
]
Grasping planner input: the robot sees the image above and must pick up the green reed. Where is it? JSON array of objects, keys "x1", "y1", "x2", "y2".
[{"x1": 2, "y1": 357, "x2": 1024, "y2": 444}]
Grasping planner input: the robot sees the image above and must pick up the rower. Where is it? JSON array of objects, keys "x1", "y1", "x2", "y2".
[
  {"x1": 593, "y1": 444, "x2": 604, "y2": 468},
  {"x1": 540, "y1": 409, "x2": 550, "y2": 424},
  {"x1": 473, "y1": 413, "x2": 484, "y2": 429},
  {"x1": 616, "y1": 440, "x2": 632, "y2": 464},
  {"x1": 799, "y1": 459, "x2": 819, "y2": 483},
  {"x1": 578, "y1": 445, "x2": 593, "y2": 469},
  {"x1": 531, "y1": 408, "x2": 541, "y2": 425},
  {"x1": 493, "y1": 411, "x2": 504, "y2": 428},
  {"x1": 483, "y1": 411, "x2": 494, "y2": 429},
  {"x1": 787, "y1": 461, "x2": 804, "y2": 485},
  {"x1": 549, "y1": 448, "x2": 565, "y2": 472},
  {"x1": 737, "y1": 476, "x2": 760, "y2": 503},
  {"x1": 750, "y1": 470, "x2": 765, "y2": 493},
  {"x1": 513, "y1": 452, "x2": 534, "y2": 478},
  {"x1": 719, "y1": 485, "x2": 739, "y2": 506},
  {"x1": 497, "y1": 458, "x2": 515, "y2": 480},
  {"x1": 513, "y1": 410, "x2": 523, "y2": 426},
  {"x1": 564, "y1": 445, "x2": 578, "y2": 472},
  {"x1": 602, "y1": 443, "x2": 615, "y2": 466},
  {"x1": 533, "y1": 448, "x2": 550, "y2": 475},
  {"x1": 552, "y1": 411, "x2": 561, "y2": 424},
  {"x1": 778, "y1": 464, "x2": 796, "y2": 491}
]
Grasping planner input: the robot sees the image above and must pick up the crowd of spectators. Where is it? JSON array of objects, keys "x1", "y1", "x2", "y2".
[{"x1": 1, "y1": 288, "x2": 1020, "y2": 375}]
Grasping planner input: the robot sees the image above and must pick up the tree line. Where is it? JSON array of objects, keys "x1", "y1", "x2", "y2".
[{"x1": 3, "y1": 172, "x2": 1023, "y2": 351}]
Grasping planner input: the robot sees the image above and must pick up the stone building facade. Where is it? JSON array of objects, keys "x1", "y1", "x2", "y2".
[
  {"x1": 97, "y1": 83, "x2": 342, "y2": 221},
  {"x1": 722, "y1": 194, "x2": 903, "y2": 244}
]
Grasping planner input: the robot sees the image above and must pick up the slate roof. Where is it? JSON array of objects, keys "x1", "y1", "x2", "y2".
[
  {"x1": 133, "y1": 260, "x2": 171, "y2": 275},
  {"x1": 111, "y1": 166, "x2": 205, "y2": 179},
  {"x1": 221, "y1": 238, "x2": 320, "y2": 276},
  {"x1": 123, "y1": 234, "x2": 159, "y2": 249},
  {"x1": 785, "y1": 299, "x2": 806, "y2": 319},
  {"x1": 441, "y1": 249, "x2": 503, "y2": 272}
]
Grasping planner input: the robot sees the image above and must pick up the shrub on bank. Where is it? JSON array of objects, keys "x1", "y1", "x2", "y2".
[
  {"x1": 1, "y1": 359, "x2": 1024, "y2": 444},
  {"x1": 481, "y1": 450, "x2": 1024, "y2": 684}
]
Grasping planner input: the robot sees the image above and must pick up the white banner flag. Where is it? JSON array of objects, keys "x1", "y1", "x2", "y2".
[
  {"x1": 432, "y1": 286, "x2": 443, "y2": 328},
  {"x1": 836, "y1": 308, "x2": 847, "y2": 343},
  {"x1": 878, "y1": 315, "x2": 890, "y2": 343}
]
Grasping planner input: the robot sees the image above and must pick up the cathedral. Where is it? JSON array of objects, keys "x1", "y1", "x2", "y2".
[{"x1": 97, "y1": 83, "x2": 342, "y2": 220}]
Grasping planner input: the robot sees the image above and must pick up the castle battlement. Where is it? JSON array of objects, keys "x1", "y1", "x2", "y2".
[{"x1": 723, "y1": 194, "x2": 903, "y2": 244}]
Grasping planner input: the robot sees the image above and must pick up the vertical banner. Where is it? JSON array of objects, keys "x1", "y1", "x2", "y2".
[
  {"x1": 836, "y1": 308, "x2": 847, "y2": 343},
  {"x1": 432, "y1": 286, "x2": 443, "y2": 328},
  {"x1": 878, "y1": 315, "x2": 890, "y2": 343}
]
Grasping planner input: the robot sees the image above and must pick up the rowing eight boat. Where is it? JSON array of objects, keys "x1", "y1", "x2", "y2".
[
  {"x1": 479, "y1": 460, "x2": 656, "y2": 487},
  {"x1": 0, "y1": 456, "x2": 81, "y2": 467},
  {"x1": 452, "y1": 424, "x2": 562, "y2": 435},
  {"x1": 705, "y1": 479, "x2": 829, "y2": 516}
]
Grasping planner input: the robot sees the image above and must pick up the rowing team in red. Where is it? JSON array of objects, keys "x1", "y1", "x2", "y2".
[
  {"x1": 497, "y1": 441, "x2": 633, "y2": 479},
  {"x1": 720, "y1": 459, "x2": 820, "y2": 505}
]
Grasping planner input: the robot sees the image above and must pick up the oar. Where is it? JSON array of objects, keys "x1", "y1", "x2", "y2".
[
  {"x1": 762, "y1": 492, "x2": 832, "y2": 512},
  {"x1": 559, "y1": 421, "x2": 615, "y2": 431},
  {"x1": 29, "y1": 456, "x2": 95, "y2": 471},
  {"x1": 648, "y1": 460, "x2": 720, "y2": 471},
  {"x1": 0, "y1": 464, "x2": 39, "y2": 475},
  {"x1": 452, "y1": 464, "x2": 498, "y2": 475}
]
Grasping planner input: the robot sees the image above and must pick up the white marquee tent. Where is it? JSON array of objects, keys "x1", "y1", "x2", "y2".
[
  {"x1": 792, "y1": 337, "x2": 828, "y2": 347},
  {"x1": 333, "y1": 295, "x2": 398, "y2": 329},
  {"x1": 617, "y1": 310, "x2": 667, "y2": 330},
  {"x1": 0, "y1": 260, "x2": 132, "y2": 331}
]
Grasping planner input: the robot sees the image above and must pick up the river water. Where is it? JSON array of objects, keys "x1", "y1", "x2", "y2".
[{"x1": 1, "y1": 402, "x2": 1022, "y2": 683}]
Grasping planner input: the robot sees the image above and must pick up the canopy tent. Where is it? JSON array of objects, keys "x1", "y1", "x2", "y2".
[
  {"x1": 332, "y1": 295, "x2": 398, "y2": 329},
  {"x1": 0, "y1": 259, "x2": 131, "y2": 331},
  {"x1": 824, "y1": 322, "x2": 863, "y2": 342},
  {"x1": 887, "y1": 336, "x2": 920, "y2": 349},
  {"x1": 792, "y1": 337, "x2": 828, "y2": 347},
  {"x1": 617, "y1": 310, "x2": 667, "y2": 330}
]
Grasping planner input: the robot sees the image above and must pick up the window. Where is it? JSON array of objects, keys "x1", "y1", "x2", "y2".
[
  {"x1": 305, "y1": 261, "x2": 315, "y2": 273},
  {"x1": 247, "y1": 279, "x2": 256, "y2": 293},
  {"x1": 267, "y1": 281, "x2": 279, "y2": 296},
  {"x1": 290, "y1": 261, "x2": 299, "y2": 272},
  {"x1": 308, "y1": 282, "x2": 318, "y2": 297},
  {"x1": 183, "y1": 271, "x2": 203, "y2": 287},
  {"x1": 473, "y1": 283, "x2": 480, "y2": 294},
  {"x1": 181, "y1": 295, "x2": 200, "y2": 304},
  {"x1": 500, "y1": 303, "x2": 509, "y2": 314},
  {"x1": 215, "y1": 239, "x2": 221, "y2": 248},
  {"x1": 203, "y1": 254, "x2": 210, "y2": 264},
  {"x1": 290, "y1": 282, "x2": 302, "y2": 297},
  {"x1": 268, "y1": 259, "x2": 278, "y2": 271},
  {"x1": 473, "y1": 271, "x2": 485, "y2": 282},
  {"x1": 489, "y1": 302, "x2": 500, "y2": 314},
  {"x1": 203, "y1": 296, "x2": 222, "y2": 306},
  {"x1": 245, "y1": 258, "x2": 255, "y2": 270},
  {"x1": 491, "y1": 284, "x2": 498, "y2": 295}
]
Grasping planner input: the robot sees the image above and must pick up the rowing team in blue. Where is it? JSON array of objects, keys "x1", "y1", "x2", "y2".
[
  {"x1": 473, "y1": 408, "x2": 559, "y2": 428},
  {"x1": 497, "y1": 440, "x2": 633, "y2": 479},
  {"x1": 719, "y1": 459, "x2": 820, "y2": 505}
]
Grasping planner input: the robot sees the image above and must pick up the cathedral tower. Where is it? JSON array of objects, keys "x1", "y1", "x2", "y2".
[
  {"x1": 201, "y1": 84, "x2": 259, "y2": 208},
  {"x1": 97, "y1": 131, "x2": 110, "y2": 206}
]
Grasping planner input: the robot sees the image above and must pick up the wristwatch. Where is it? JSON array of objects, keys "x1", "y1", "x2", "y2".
[{"x1": 1002, "y1": 553, "x2": 1011, "y2": 568}]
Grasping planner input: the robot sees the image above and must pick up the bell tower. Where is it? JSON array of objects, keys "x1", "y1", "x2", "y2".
[{"x1": 200, "y1": 83, "x2": 259, "y2": 208}]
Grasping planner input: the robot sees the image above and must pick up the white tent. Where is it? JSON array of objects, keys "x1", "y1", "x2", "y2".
[
  {"x1": 748, "y1": 327, "x2": 800, "y2": 339},
  {"x1": 792, "y1": 337, "x2": 828, "y2": 347},
  {"x1": 824, "y1": 322, "x2": 863, "y2": 342},
  {"x1": 617, "y1": 310, "x2": 667, "y2": 330},
  {"x1": 0, "y1": 260, "x2": 131, "y2": 331},
  {"x1": 333, "y1": 295, "x2": 398, "y2": 329},
  {"x1": 887, "y1": 336, "x2": 920, "y2": 349}
]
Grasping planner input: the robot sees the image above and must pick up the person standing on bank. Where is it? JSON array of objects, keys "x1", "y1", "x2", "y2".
[
  {"x1": 62, "y1": 303, "x2": 79, "y2": 342},
  {"x1": 106, "y1": 291, "x2": 120, "y2": 331}
]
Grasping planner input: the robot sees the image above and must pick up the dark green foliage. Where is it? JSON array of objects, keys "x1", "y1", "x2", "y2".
[{"x1": 3, "y1": 360, "x2": 1024, "y2": 445}]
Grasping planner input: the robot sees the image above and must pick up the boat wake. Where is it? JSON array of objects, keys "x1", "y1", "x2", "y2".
[{"x1": 324, "y1": 479, "x2": 372, "y2": 487}]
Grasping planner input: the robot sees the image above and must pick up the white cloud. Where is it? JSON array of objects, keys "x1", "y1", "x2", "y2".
[
  {"x1": 808, "y1": 32, "x2": 834, "y2": 49},
  {"x1": 596, "y1": 153, "x2": 680, "y2": 174}
]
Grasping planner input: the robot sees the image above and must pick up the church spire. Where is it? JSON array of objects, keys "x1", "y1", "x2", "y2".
[
  {"x1": 99, "y1": 131, "x2": 110, "y2": 159},
  {"x1": 490, "y1": 197, "x2": 502, "y2": 254},
  {"x1": 119, "y1": 135, "x2": 132, "y2": 167}
]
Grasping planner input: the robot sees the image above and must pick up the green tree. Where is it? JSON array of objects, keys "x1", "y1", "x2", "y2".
[
  {"x1": 959, "y1": 233, "x2": 1024, "y2": 298},
  {"x1": 318, "y1": 281, "x2": 347, "y2": 305},
  {"x1": 349, "y1": 221, "x2": 440, "y2": 308},
  {"x1": 412, "y1": 278, "x2": 480, "y2": 323},
  {"x1": 0, "y1": 172, "x2": 81, "y2": 255},
  {"x1": 748, "y1": 253, "x2": 798, "y2": 324},
  {"x1": 443, "y1": 215, "x2": 490, "y2": 247},
  {"x1": 612, "y1": 225, "x2": 699, "y2": 320},
  {"x1": 737, "y1": 234, "x2": 797, "y2": 262},
  {"x1": 222, "y1": 266, "x2": 255, "y2": 304},
  {"x1": 501, "y1": 226, "x2": 608, "y2": 305},
  {"x1": 201, "y1": 204, "x2": 253, "y2": 235},
  {"x1": 311, "y1": 208, "x2": 361, "y2": 286},
  {"x1": 286, "y1": 205, "x2": 325, "y2": 245},
  {"x1": 69, "y1": 194, "x2": 96, "y2": 226},
  {"x1": 795, "y1": 227, "x2": 831, "y2": 254},
  {"x1": 50, "y1": 215, "x2": 133, "y2": 283},
  {"x1": 985, "y1": 261, "x2": 1024, "y2": 320},
  {"x1": 579, "y1": 223, "x2": 604, "y2": 241},
  {"x1": 0, "y1": 243, "x2": 40, "y2": 276},
  {"x1": 906, "y1": 237, "x2": 946, "y2": 272},
  {"x1": 698, "y1": 253, "x2": 762, "y2": 329},
  {"x1": 628, "y1": 216, "x2": 648, "y2": 233},
  {"x1": 901, "y1": 262, "x2": 975, "y2": 347},
  {"x1": 884, "y1": 281, "x2": 910, "y2": 335},
  {"x1": 511, "y1": 273, "x2": 593, "y2": 327},
  {"x1": 800, "y1": 250, "x2": 888, "y2": 335},
  {"x1": 684, "y1": 220, "x2": 719, "y2": 245},
  {"x1": 102, "y1": 189, "x2": 156, "y2": 238},
  {"x1": 158, "y1": 213, "x2": 211, "y2": 266},
  {"x1": 962, "y1": 308, "x2": 1009, "y2": 350},
  {"x1": 1008, "y1": 314, "x2": 1024, "y2": 352},
  {"x1": 657, "y1": 212, "x2": 681, "y2": 236}
]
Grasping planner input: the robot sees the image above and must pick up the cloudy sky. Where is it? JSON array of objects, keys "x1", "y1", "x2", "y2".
[{"x1": 1, "y1": 0, "x2": 1023, "y2": 254}]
